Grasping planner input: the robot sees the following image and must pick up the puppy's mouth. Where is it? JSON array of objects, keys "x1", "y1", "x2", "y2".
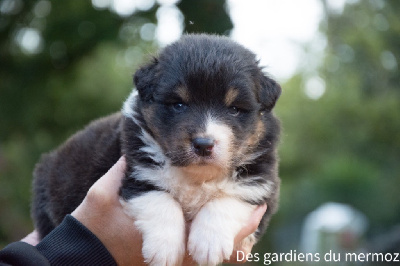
[
  {"x1": 176, "y1": 149, "x2": 231, "y2": 182},
  {"x1": 191, "y1": 154, "x2": 218, "y2": 167},
  {"x1": 168, "y1": 148, "x2": 220, "y2": 167},
  {"x1": 164, "y1": 135, "x2": 233, "y2": 182},
  {"x1": 167, "y1": 138, "x2": 229, "y2": 167}
]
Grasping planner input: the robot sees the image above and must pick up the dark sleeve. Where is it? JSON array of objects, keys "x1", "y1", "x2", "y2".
[
  {"x1": 0, "y1": 242, "x2": 49, "y2": 266},
  {"x1": 1, "y1": 215, "x2": 117, "y2": 266}
]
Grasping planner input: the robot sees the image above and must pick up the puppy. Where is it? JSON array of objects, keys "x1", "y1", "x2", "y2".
[{"x1": 32, "y1": 34, "x2": 281, "y2": 265}]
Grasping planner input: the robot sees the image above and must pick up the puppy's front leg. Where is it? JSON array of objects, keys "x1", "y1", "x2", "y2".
[
  {"x1": 121, "y1": 191, "x2": 186, "y2": 266},
  {"x1": 188, "y1": 197, "x2": 256, "y2": 265}
]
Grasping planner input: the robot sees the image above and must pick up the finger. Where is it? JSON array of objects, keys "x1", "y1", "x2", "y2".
[
  {"x1": 226, "y1": 204, "x2": 267, "y2": 264},
  {"x1": 21, "y1": 230, "x2": 40, "y2": 246},
  {"x1": 73, "y1": 156, "x2": 127, "y2": 218},
  {"x1": 90, "y1": 156, "x2": 127, "y2": 194},
  {"x1": 227, "y1": 245, "x2": 253, "y2": 264},
  {"x1": 234, "y1": 204, "x2": 267, "y2": 244}
]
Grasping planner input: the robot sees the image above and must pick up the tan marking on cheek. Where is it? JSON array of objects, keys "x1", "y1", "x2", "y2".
[
  {"x1": 176, "y1": 86, "x2": 190, "y2": 103},
  {"x1": 246, "y1": 119, "x2": 266, "y2": 148},
  {"x1": 142, "y1": 106, "x2": 162, "y2": 140},
  {"x1": 224, "y1": 88, "x2": 239, "y2": 106}
]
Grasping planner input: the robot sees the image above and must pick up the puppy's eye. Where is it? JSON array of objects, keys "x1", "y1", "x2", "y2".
[
  {"x1": 228, "y1": 106, "x2": 240, "y2": 116},
  {"x1": 171, "y1": 103, "x2": 188, "y2": 112}
]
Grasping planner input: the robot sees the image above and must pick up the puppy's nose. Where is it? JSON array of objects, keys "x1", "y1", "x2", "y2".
[{"x1": 192, "y1": 138, "x2": 214, "y2": 157}]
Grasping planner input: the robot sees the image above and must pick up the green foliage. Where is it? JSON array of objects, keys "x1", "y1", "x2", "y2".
[
  {"x1": 270, "y1": 0, "x2": 400, "y2": 253},
  {"x1": 178, "y1": 0, "x2": 233, "y2": 34}
]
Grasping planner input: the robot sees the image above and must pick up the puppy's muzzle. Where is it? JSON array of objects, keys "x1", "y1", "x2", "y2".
[{"x1": 192, "y1": 137, "x2": 214, "y2": 157}]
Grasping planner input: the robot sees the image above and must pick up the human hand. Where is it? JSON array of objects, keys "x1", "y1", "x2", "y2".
[
  {"x1": 71, "y1": 156, "x2": 144, "y2": 266},
  {"x1": 230, "y1": 204, "x2": 268, "y2": 263},
  {"x1": 22, "y1": 156, "x2": 142, "y2": 265},
  {"x1": 21, "y1": 230, "x2": 40, "y2": 246}
]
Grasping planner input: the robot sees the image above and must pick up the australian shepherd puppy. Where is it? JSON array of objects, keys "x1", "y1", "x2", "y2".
[{"x1": 32, "y1": 34, "x2": 281, "y2": 265}]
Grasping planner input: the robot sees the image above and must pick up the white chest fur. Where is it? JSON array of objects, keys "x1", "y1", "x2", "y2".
[{"x1": 134, "y1": 161, "x2": 234, "y2": 221}]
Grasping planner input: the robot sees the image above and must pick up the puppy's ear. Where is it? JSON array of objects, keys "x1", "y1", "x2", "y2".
[
  {"x1": 134, "y1": 57, "x2": 158, "y2": 102},
  {"x1": 258, "y1": 73, "x2": 282, "y2": 112}
]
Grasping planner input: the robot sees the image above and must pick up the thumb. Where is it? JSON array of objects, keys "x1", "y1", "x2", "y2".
[
  {"x1": 97, "y1": 156, "x2": 126, "y2": 189},
  {"x1": 87, "y1": 156, "x2": 127, "y2": 199}
]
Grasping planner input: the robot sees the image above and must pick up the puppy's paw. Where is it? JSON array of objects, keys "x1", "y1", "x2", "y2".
[
  {"x1": 188, "y1": 226, "x2": 234, "y2": 265},
  {"x1": 120, "y1": 191, "x2": 186, "y2": 266},
  {"x1": 142, "y1": 232, "x2": 185, "y2": 266},
  {"x1": 187, "y1": 198, "x2": 255, "y2": 265}
]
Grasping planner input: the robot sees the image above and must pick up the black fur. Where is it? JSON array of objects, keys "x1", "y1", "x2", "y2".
[{"x1": 32, "y1": 34, "x2": 282, "y2": 253}]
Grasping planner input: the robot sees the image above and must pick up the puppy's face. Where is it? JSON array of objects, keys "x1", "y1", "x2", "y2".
[{"x1": 132, "y1": 35, "x2": 281, "y2": 180}]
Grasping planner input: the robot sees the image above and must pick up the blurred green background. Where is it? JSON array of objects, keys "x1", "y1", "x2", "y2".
[{"x1": 1, "y1": 0, "x2": 399, "y2": 264}]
